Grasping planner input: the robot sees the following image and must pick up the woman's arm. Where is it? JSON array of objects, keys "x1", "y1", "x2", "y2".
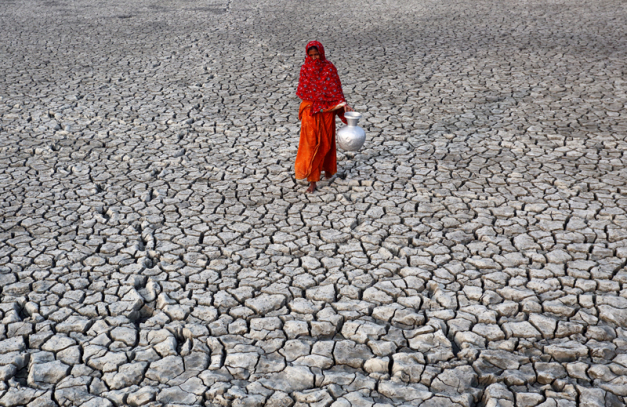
[{"x1": 323, "y1": 102, "x2": 353, "y2": 113}]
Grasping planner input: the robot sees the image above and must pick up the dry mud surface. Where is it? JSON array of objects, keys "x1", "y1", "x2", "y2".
[{"x1": 1, "y1": 0, "x2": 627, "y2": 406}]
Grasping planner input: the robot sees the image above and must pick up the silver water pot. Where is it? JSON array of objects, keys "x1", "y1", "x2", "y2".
[{"x1": 337, "y1": 112, "x2": 366, "y2": 151}]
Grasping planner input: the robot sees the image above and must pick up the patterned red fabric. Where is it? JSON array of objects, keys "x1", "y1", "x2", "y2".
[{"x1": 296, "y1": 41, "x2": 346, "y2": 115}]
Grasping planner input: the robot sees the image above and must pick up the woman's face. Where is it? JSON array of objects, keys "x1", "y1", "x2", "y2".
[{"x1": 307, "y1": 47, "x2": 320, "y2": 60}]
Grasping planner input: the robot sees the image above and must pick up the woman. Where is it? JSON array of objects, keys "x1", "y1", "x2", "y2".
[{"x1": 295, "y1": 41, "x2": 352, "y2": 193}]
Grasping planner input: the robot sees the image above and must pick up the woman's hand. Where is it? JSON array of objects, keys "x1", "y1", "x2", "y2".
[{"x1": 344, "y1": 105, "x2": 353, "y2": 112}]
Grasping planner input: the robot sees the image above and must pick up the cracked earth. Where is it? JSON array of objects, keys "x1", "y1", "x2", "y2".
[{"x1": 1, "y1": 0, "x2": 627, "y2": 406}]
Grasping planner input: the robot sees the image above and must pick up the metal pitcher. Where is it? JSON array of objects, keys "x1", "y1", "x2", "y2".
[{"x1": 337, "y1": 112, "x2": 366, "y2": 151}]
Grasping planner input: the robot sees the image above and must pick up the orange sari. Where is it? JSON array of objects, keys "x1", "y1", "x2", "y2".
[{"x1": 295, "y1": 100, "x2": 339, "y2": 182}]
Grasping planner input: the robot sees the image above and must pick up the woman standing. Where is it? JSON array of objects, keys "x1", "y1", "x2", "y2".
[{"x1": 295, "y1": 41, "x2": 352, "y2": 193}]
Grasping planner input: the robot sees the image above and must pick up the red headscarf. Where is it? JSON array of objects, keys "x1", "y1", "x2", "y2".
[{"x1": 296, "y1": 41, "x2": 346, "y2": 114}]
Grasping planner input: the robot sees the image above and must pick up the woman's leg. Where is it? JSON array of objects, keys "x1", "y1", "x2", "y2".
[
  {"x1": 321, "y1": 115, "x2": 338, "y2": 180},
  {"x1": 306, "y1": 162, "x2": 322, "y2": 192}
]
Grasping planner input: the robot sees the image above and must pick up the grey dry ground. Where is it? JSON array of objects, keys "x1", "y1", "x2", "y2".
[{"x1": 1, "y1": 0, "x2": 627, "y2": 406}]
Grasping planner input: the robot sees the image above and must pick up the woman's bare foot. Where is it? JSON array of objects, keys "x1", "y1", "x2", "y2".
[{"x1": 306, "y1": 182, "x2": 317, "y2": 193}]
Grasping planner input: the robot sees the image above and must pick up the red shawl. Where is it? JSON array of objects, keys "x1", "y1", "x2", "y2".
[{"x1": 296, "y1": 41, "x2": 346, "y2": 115}]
